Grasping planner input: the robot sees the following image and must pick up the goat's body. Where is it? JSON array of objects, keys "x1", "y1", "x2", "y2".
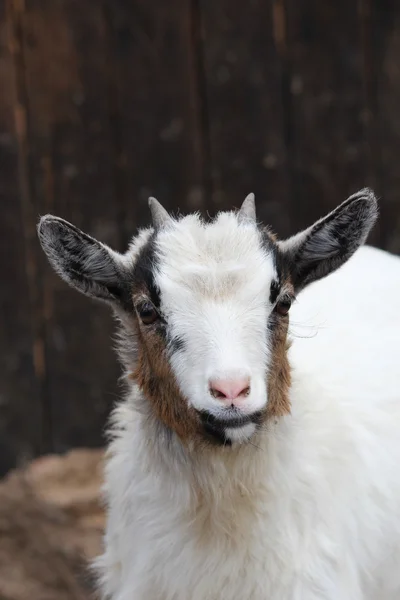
[{"x1": 98, "y1": 245, "x2": 400, "y2": 600}]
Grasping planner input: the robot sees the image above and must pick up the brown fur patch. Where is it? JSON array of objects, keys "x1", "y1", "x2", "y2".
[
  {"x1": 130, "y1": 305, "x2": 292, "y2": 440},
  {"x1": 129, "y1": 254, "x2": 292, "y2": 444},
  {"x1": 130, "y1": 317, "x2": 200, "y2": 443},
  {"x1": 265, "y1": 228, "x2": 278, "y2": 244},
  {"x1": 266, "y1": 314, "x2": 292, "y2": 419}
]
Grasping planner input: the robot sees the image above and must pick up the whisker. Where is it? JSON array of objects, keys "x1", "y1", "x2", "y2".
[{"x1": 247, "y1": 440, "x2": 263, "y2": 451}]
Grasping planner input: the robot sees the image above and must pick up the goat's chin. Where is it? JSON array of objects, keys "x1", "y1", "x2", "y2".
[
  {"x1": 224, "y1": 422, "x2": 258, "y2": 444},
  {"x1": 201, "y1": 421, "x2": 258, "y2": 447}
]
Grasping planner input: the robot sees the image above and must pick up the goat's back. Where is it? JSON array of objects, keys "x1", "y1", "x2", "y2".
[
  {"x1": 289, "y1": 245, "x2": 400, "y2": 403},
  {"x1": 285, "y1": 245, "x2": 400, "y2": 599}
]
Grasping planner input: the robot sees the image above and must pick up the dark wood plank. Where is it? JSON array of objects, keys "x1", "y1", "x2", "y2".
[
  {"x1": 104, "y1": 0, "x2": 206, "y2": 237},
  {"x1": 0, "y1": 0, "x2": 42, "y2": 474},
  {"x1": 200, "y1": 0, "x2": 292, "y2": 236},
  {"x1": 358, "y1": 0, "x2": 384, "y2": 215},
  {"x1": 15, "y1": 0, "x2": 122, "y2": 453},
  {"x1": 284, "y1": 0, "x2": 377, "y2": 237},
  {"x1": 368, "y1": 0, "x2": 400, "y2": 252},
  {"x1": 9, "y1": 0, "x2": 206, "y2": 453}
]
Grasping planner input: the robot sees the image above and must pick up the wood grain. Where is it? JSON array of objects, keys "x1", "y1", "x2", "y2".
[{"x1": 0, "y1": 0, "x2": 399, "y2": 474}]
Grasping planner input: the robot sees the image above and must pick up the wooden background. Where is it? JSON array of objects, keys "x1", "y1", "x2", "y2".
[{"x1": 1, "y1": 0, "x2": 400, "y2": 474}]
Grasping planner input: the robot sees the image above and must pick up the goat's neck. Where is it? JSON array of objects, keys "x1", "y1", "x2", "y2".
[{"x1": 129, "y1": 388, "x2": 276, "y2": 503}]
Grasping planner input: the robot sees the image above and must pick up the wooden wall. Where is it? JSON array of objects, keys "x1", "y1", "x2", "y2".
[{"x1": 1, "y1": 0, "x2": 400, "y2": 474}]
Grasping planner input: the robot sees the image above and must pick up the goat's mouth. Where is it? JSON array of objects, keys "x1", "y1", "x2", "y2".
[{"x1": 198, "y1": 410, "x2": 263, "y2": 446}]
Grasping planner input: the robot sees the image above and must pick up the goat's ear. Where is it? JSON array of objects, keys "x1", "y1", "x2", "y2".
[
  {"x1": 278, "y1": 188, "x2": 378, "y2": 293},
  {"x1": 38, "y1": 215, "x2": 129, "y2": 306}
]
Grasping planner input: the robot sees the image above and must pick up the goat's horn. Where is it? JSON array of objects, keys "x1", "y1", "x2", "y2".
[
  {"x1": 148, "y1": 197, "x2": 172, "y2": 229},
  {"x1": 238, "y1": 193, "x2": 256, "y2": 223}
]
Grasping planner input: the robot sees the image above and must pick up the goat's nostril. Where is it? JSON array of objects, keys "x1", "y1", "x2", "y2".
[
  {"x1": 209, "y1": 377, "x2": 251, "y2": 402},
  {"x1": 210, "y1": 388, "x2": 225, "y2": 399}
]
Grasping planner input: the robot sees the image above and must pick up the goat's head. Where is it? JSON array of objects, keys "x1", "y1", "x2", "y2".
[{"x1": 38, "y1": 189, "x2": 377, "y2": 446}]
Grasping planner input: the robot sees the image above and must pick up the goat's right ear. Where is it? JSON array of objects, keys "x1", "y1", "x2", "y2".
[
  {"x1": 277, "y1": 188, "x2": 378, "y2": 293},
  {"x1": 38, "y1": 215, "x2": 129, "y2": 306}
]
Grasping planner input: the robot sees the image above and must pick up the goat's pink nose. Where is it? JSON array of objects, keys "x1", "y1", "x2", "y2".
[{"x1": 209, "y1": 377, "x2": 251, "y2": 403}]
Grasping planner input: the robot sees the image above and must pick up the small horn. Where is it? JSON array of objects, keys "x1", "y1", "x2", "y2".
[
  {"x1": 148, "y1": 197, "x2": 172, "y2": 229},
  {"x1": 238, "y1": 193, "x2": 256, "y2": 223}
]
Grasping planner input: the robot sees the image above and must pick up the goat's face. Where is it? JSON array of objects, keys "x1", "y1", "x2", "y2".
[
  {"x1": 130, "y1": 210, "x2": 293, "y2": 445},
  {"x1": 38, "y1": 190, "x2": 378, "y2": 446}
]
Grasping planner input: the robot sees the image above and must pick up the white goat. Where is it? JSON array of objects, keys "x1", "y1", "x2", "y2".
[{"x1": 38, "y1": 189, "x2": 400, "y2": 600}]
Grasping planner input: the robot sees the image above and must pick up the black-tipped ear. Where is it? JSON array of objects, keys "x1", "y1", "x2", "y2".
[
  {"x1": 38, "y1": 215, "x2": 129, "y2": 306},
  {"x1": 278, "y1": 188, "x2": 378, "y2": 293}
]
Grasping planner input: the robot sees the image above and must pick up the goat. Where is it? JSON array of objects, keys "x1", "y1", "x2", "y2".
[{"x1": 38, "y1": 189, "x2": 400, "y2": 600}]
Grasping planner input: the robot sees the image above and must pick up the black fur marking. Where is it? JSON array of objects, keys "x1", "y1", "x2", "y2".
[
  {"x1": 132, "y1": 234, "x2": 161, "y2": 309},
  {"x1": 260, "y1": 231, "x2": 291, "y2": 300},
  {"x1": 202, "y1": 424, "x2": 232, "y2": 446},
  {"x1": 272, "y1": 245, "x2": 292, "y2": 283},
  {"x1": 199, "y1": 410, "x2": 262, "y2": 429},
  {"x1": 200, "y1": 409, "x2": 263, "y2": 446},
  {"x1": 155, "y1": 320, "x2": 168, "y2": 341},
  {"x1": 260, "y1": 227, "x2": 276, "y2": 250},
  {"x1": 269, "y1": 280, "x2": 280, "y2": 305},
  {"x1": 267, "y1": 311, "x2": 279, "y2": 332},
  {"x1": 168, "y1": 335, "x2": 186, "y2": 354},
  {"x1": 132, "y1": 236, "x2": 176, "y2": 343}
]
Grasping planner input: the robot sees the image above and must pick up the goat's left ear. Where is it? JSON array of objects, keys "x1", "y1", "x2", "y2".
[
  {"x1": 38, "y1": 215, "x2": 129, "y2": 306},
  {"x1": 278, "y1": 188, "x2": 378, "y2": 293}
]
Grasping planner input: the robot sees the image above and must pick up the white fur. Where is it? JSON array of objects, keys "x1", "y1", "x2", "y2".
[
  {"x1": 224, "y1": 422, "x2": 257, "y2": 443},
  {"x1": 96, "y1": 243, "x2": 400, "y2": 600},
  {"x1": 154, "y1": 213, "x2": 276, "y2": 425}
]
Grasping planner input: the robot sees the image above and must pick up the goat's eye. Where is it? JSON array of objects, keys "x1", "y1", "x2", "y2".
[
  {"x1": 276, "y1": 298, "x2": 292, "y2": 316},
  {"x1": 137, "y1": 302, "x2": 159, "y2": 325}
]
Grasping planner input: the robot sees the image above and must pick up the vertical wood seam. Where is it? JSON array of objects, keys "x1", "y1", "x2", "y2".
[
  {"x1": 102, "y1": 2, "x2": 128, "y2": 251},
  {"x1": 7, "y1": 0, "x2": 53, "y2": 455},
  {"x1": 272, "y1": 0, "x2": 296, "y2": 233},
  {"x1": 358, "y1": 0, "x2": 385, "y2": 246},
  {"x1": 189, "y1": 0, "x2": 213, "y2": 204}
]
